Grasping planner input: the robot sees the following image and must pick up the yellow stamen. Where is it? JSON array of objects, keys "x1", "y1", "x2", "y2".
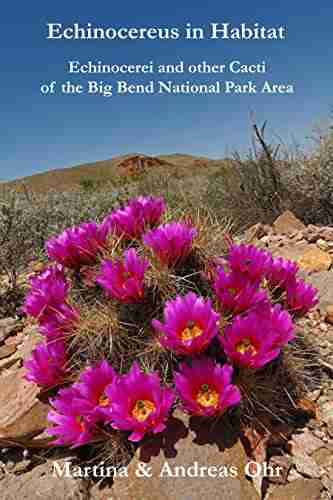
[
  {"x1": 180, "y1": 321, "x2": 203, "y2": 341},
  {"x1": 98, "y1": 394, "x2": 110, "y2": 407},
  {"x1": 132, "y1": 399, "x2": 156, "y2": 422},
  {"x1": 235, "y1": 337, "x2": 257, "y2": 355},
  {"x1": 75, "y1": 415, "x2": 86, "y2": 432},
  {"x1": 196, "y1": 384, "x2": 219, "y2": 408}
]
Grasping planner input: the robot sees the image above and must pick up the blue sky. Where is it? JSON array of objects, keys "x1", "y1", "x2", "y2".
[{"x1": 1, "y1": 1, "x2": 332, "y2": 180}]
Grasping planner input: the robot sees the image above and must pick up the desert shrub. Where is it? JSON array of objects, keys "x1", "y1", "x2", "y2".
[
  {"x1": 0, "y1": 185, "x2": 128, "y2": 315},
  {"x1": 22, "y1": 195, "x2": 319, "y2": 469},
  {"x1": 282, "y1": 124, "x2": 333, "y2": 225},
  {"x1": 205, "y1": 122, "x2": 283, "y2": 230}
]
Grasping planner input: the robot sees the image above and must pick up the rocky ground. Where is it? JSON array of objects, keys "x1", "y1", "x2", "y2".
[{"x1": 0, "y1": 211, "x2": 332, "y2": 500}]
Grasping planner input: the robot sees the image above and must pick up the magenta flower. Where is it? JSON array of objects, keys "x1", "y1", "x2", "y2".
[
  {"x1": 144, "y1": 221, "x2": 197, "y2": 266},
  {"x1": 220, "y1": 314, "x2": 281, "y2": 369},
  {"x1": 152, "y1": 292, "x2": 219, "y2": 355},
  {"x1": 102, "y1": 196, "x2": 166, "y2": 240},
  {"x1": 130, "y1": 196, "x2": 166, "y2": 227},
  {"x1": 47, "y1": 386, "x2": 96, "y2": 447},
  {"x1": 108, "y1": 362, "x2": 175, "y2": 442},
  {"x1": 174, "y1": 357, "x2": 241, "y2": 416},
  {"x1": 227, "y1": 243, "x2": 273, "y2": 282},
  {"x1": 267, "y1": 257, "x2": 299, "y2": 290},
  {"x1": 72, "y1": 360, "x2": 117, "y2": 423},
  {"x1": 213, "y1": 268, "x2": 268, "y2": 315},
  {"x1": 39, "y1": 302, "x2": 80, "y2": 341},
  {"x1": 24, "y1": 339, "x2": 67, "y2": 387},
  {"x1": 286, "y1": 279, "x2": 318, "y2": 316},
  {"x1": 97, "y1": 248, "x2": 150, "y2": 303},
  {"x1": 23, "y1": 265, "x2": 69, "y2": 318},
  {"x1": 46, "y1": 222, "x2": 108, "y2": 269},
  {"x1": 247, "y1": 302, "x2": 295, "y2": 348}
]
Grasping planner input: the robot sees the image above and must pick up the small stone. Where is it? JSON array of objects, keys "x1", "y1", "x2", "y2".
[
  {"x1": 288, "y1": 467, "x2": 303, "y2": 482},
  {"x1": 312, "y1": 448, "x2": 333, "y2": 467},
  {"x1": 268, "y1": 479, "x2": 322, "y2": 500},
  {"x1": 320, "y1": 401, "x2": 333, "y2": 426},
  {"x1": 320, "y1": 322, "x2": 329, "y2": 332},
  {"x1": 273, "y1": 211, "x2": 306, "y2": 235},
  {"x1": 0, "y1": 344, "x2": 17, "y2": 360},
  {"x1": 321, "y1": 228, "x2": 333, "y2": 242},
  {"x1": 317, "y1": 239, "x2": 330, "y2": 251},
  {"x1": 289, "y1": 431, "x2": 324, "y2": 456},
  {"x1": 293, "y1": 454, "x2": 322, "y2": 478},
  {"x1": 0, "y1": 318, "x2": 19, "y2": 343},
  {"x1": 298, "y1": 246, "x2": 332, "y2": 273},
  {"x1": 325, "y1": 305, "x2": 333, "y2": 325}
]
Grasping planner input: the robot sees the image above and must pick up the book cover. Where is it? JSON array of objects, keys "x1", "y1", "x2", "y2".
[{"x1": 1, "y1": 2, "x2": 332, "y2": 499}]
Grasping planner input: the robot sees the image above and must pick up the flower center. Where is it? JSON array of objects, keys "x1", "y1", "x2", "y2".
[
  {"x1": 235, "y1": 337, "x2": 257, "y2": 355},
  {"x1": 196, "y1": 384, "x2": 219, "y2": 408},
  {"x1": 75, "y1": 415, "x2": 86, "y2": 432},
  {"x1": 132, "y1": 399, "x2": 156, "y2": 422},
  {"x1": 228, "y1": 287, "x2": 237, "y2": 295},
  {"x1": 98, "y1": 394, "x2": 110, "y2": 407},
  {"x1": 180, "y1": 321, "x2": 203, "y2": 341}
]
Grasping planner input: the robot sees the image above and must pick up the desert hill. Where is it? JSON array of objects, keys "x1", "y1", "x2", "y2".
[{"x1": 4, "y1": 153, "x2": 221, "y2": 194}]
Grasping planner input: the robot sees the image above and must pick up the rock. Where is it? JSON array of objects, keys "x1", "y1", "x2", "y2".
[
  {"x1": 0, "y1": 344, "x2": 17, "y2": 360},
  {"x1": 312, "y1": 448, "x2": 333, "y2": 467},
  {"x1": 273, "y1": 211, "x2": 306, "y2": 235},
  {"x1": 288, "y1": 431, "x2": 324, "y2": 456},
  {"x1": 298, "y1": 246, "x2": 332, "y2": 273},
  {"x1": 111, "y1": 415, "x2": 260, "y2": 500},
  {"x1": 245, "y1": 223, "x2": 272, "y2": 242},
  {"x1": 322, "y1": 476, "x2": 333, "y2": 497},
  {"x1": 302, "y1": 225, "x2": 323, "y2": 243},
  {"x1": 0, "y1": 318, "x2": 19, "y2": 343},
  {"x1": 268, "y1": 455, "x2": 291, "y2": 484},
  {"x1": 292, "y1": 454, "x2": 322, "y2": 478},
  {"x1": 325, "y1": 305, "x2": 333, "y2": 325},
  {"x1": 320, "y1": 402, "x2": 333, "y2": 426},
  {"x1": 0, "y1": 327, "x2": 41, "y2": 372},
  {"x1": 0, "y1": 368, "x2": 48, "y2": 439},
  {"x1": 270, "y1": 241, "x2": 309, "y2": 262},
  {"x1": 0, "y1": 460, "x2": 87, "y2": 500},
  {"x1": 317, "y1": 239, "x2": 330, "y2": 251},
  {"x1": 321, "y1": 228, "x2": 333, "y2": 242},
  {"x1": 268, "y1": 479, "x2": 322, "y2": 500},
  {"x1": 306, "y1": 271, "x2": 333, "y2": 312}
]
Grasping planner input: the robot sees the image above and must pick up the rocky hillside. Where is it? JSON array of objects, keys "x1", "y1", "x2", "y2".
[{"x1": 3, "y1": 153, "x2": 221, "y2": 194}]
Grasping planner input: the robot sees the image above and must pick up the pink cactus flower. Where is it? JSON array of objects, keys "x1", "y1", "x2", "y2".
[
  {"x1": 213, "y1": 268, "x2": 268, "y2": 315},
  {"x1": 47, "y1": 386, "x2": 96, "y2": 447},
  {"x1": 39, "y1": 302, "x2": 80, "y2": 341},
  {"x1": 227, "y1": 243, "x2": 273, "y2": 283},
  {"x1": 23, "y1": 265, "x2": 69, "y2": 319},
  {"x1": 247, "y1": 302, "x2": 295, "y2": 348},
  {"x1": 107, "y1": 362, "x2": 175, "y2": 442},
  {"x1": 97, "y1": 248, "x2": 150, "y2": 303},
  {"x1": 266, "y1": 257, "x2": 299, "y2": 290},
  {"x1": 286, "y1": 279, "x2": 318, "y2": 316},
  {"x1": 152, "y1": 292, "x2": 219, "y2": 355},
  {"x1": 46, "y1": 222, "x2": 108, "y2": 269},
  {"x1": 102, "y1": 196, "x2": 166, "y2": 240},
  {"x1": 24, "y1": 339, "x2": 67, "y2": 387},
  {"x1": 143, "y1": 221, "x2": 197, "y2": 266},
  {"x1": 72, "y1": 360, "x2": 117, "y2": 423},
  {"x1": 130, "y1": 196, "x2": 166, "y2": 227},
  {"x1": 174, "y1": 357, "x2": 241, "y2": 416},
  {"x1": 220, "y1": 313, "x2": 281, "y2": 369}
]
